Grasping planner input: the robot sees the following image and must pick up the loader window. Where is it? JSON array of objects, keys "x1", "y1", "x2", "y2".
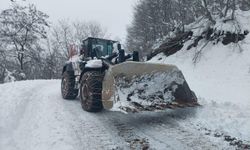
[
  {"x1": 92, "y1": 40, "x2": 113, "y2": 57},
  {"x1": 107, "y1": 44, "x2": 112, "y2": 55}
]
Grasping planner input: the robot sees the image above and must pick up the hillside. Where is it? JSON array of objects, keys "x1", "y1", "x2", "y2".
[
  {"x1": 148, "y1": 10, "x2": 250, "y2": 147},
  {"x1": 1, "y1": 37, "x2": 250, "y2": 150},
  {"x1": 150, "y1": 32, "x2": 250, "y2": 106}
]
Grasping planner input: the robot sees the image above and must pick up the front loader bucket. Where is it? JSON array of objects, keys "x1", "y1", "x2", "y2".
[{"x1": 102, "y1": 62, "x2": 198, "y2": 112}]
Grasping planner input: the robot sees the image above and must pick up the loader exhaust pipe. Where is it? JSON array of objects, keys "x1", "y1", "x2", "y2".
[
  {"x1": 118, "y1": 49, "x2": 125, "y2": 63},
  {"x1": 133, "y1": 51, "x2": 139, "y2": 62}
]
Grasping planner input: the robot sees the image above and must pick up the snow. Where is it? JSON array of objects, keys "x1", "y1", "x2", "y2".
[
  {"x1": 0, "y1": 80, "x2": 237, "y2": 150},
  {"x1": 149, "y1": 37, "x2": 250, "y2": 106},
  {"x1": 112, "y1": 70, "x2": 185, "y2": 112},
  {"x1": 0, "y1": 80, "x2": 123, "y2": 150},
  {"x1": 85, "y1": 59, "x2": 103, "y2": 68},
  {"x1": 66, "y1": 55, "x2": 103, "y2": 69},
  {"x1": 19, "y1": 73, "x2": 26, "y2": 79},
  {"x1": 3, "y1": 69, "x2": 16, "y2": 83},
  {"x1": 1, "y1": 38, "x2": 249, "y2": 150},
  {"x1": 176, "y1": 10, "x2": 250, "y2": 52},
  {"x1": 149, "y1": 19, "x2": 250, "y2": 144},
  {"x1": 1, "y1": 9, "x2": 250, "y2": 149}
]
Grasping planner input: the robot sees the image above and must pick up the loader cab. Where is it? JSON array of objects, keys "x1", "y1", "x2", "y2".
[{"x1": 81, "y1": 37, "x2": 117, "y2": 59}]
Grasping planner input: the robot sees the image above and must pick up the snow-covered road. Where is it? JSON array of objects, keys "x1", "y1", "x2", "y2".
[{"x1": 0, "y1": 80, "x2": 249, "y2": 150}]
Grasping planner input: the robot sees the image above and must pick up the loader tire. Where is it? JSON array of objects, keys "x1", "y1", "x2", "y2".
[
  {"x1": 80, "y1": 71, "x2": 104, "y2": 112},
  {"x1": 61, "y1": 71, "x2": 78, "y2": 100}
]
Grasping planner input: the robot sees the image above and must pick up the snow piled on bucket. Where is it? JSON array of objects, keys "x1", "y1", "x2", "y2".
[
  {"x1": 112, "y1": 69, "x2": 185, "y2": 113},
  {"x1": 85, "y1": 60, "x2": 103, "y2": 68}
]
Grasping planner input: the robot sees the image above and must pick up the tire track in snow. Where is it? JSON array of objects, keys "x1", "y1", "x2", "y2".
[
  {"x1": 95, "y1": 109, "x2": 234, "y2": 150},
  {"x1": 0, "y1": 80, "x2": 237, "y2": 150},
  {"x1": 1, "y1": 80, "x2": 82, "y2": 150},
  {"x1": 97, "y1": 112, "x2": 184, "y2": 150},
  {"x1": 1, "y1": 81, "x2": 53, "y2": 146},
  {"x1": 61, "y1": 100, "x2": 127, "y2": 150},
  {"x1": 112, "y1": 119, "x2": 150, "y2": 150}
]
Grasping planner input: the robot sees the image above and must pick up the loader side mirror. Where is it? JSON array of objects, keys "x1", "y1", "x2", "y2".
[{"x1": 133, "y1": 51, "x2": 139, "y2": 62}]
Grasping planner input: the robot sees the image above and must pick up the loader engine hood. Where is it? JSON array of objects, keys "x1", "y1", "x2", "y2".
[{"x1": 102, "y1": 62, "x2": 198, "y2": 112}]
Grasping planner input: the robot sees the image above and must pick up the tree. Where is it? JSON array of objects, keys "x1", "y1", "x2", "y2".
[
  {"x1": 0, "y1": 43, "x2": 6, "y2": 83},
  {"x1": 36, "y1": 20, "x2": 108, "y2": 79},
  {"x1": 126, "y1": 0, "x2": 247, "y2": 57},
  {"x1": 51, "y1": 20, "x2": 107, "y2": 59},
  {"x1": 239, "y1": 0, "x2": 250, "y2": 11},
  {"x1": 41, "y1": 37, "x2": 66, "y2": 79},
  {"x1": 126, "y1": 0, "x2": 195, "y2": 56},
  {"x1": 0, "y1": 3, "x2": 109, "y2": 81},
  {"x1": 0, "y1": 3, "x2": 49, "y2": 72}
]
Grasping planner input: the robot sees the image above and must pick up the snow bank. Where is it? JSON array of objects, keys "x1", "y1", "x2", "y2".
[
  {"x1": 150, "y1": 37, "x2": 250, "y2": 106},
  {"x1": 149, "y1": 9, "x2": 250, "y2": 106},
  {"x1": 149, "y1": 11, "x2": 250, "y2": 143}
]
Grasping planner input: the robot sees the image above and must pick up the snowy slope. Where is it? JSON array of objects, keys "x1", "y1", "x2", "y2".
[
  {"x1": 150, "y1": 38, "x2": 250, "y2": 106},
  {"x1": 149, "y1": 17, "x2": 250, "y2": 145},
  {"x1": 0, "y1": 80, "x2": 245, "y2": 150}
]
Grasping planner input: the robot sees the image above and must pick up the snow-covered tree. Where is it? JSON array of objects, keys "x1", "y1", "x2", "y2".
[
  {"x1": 36, "y1": 20, "x2": 108, "y2": 79},
  {"x1": 0, "y1": 41, "x2": 7, "y2": 83},
  {"x1": 51, "y1": 20, "x2": 107, "y2": 59},
  {"x1": 126, "y1": 0, "x2": 195, "y2": 56},
  {"x1": 0, "y1": 3, "x2": 49, "y2": 72},
  {"x1": 126, "y1": 0, "x2": 250, "y2": 57},
  {"x1": 0, "y1": 3, "x2": 108, "y2": 81}
]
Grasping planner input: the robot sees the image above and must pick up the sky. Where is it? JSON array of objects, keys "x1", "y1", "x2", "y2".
[{"x1": 0, "y1": 0, "x2": 138, "y2": 42}]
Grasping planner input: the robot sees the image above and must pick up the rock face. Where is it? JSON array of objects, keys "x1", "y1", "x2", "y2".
[
  {"x1": 147, "y1": 31, "x2": 193, "y2": 60},
  {"x1": 147, "y1": 25, "x2": 249, "y2": 61}
]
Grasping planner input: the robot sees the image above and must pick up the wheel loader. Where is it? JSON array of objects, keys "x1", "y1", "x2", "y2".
[{"x1": 61, "y1": 37, "x2": 198, "y2": 112}]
